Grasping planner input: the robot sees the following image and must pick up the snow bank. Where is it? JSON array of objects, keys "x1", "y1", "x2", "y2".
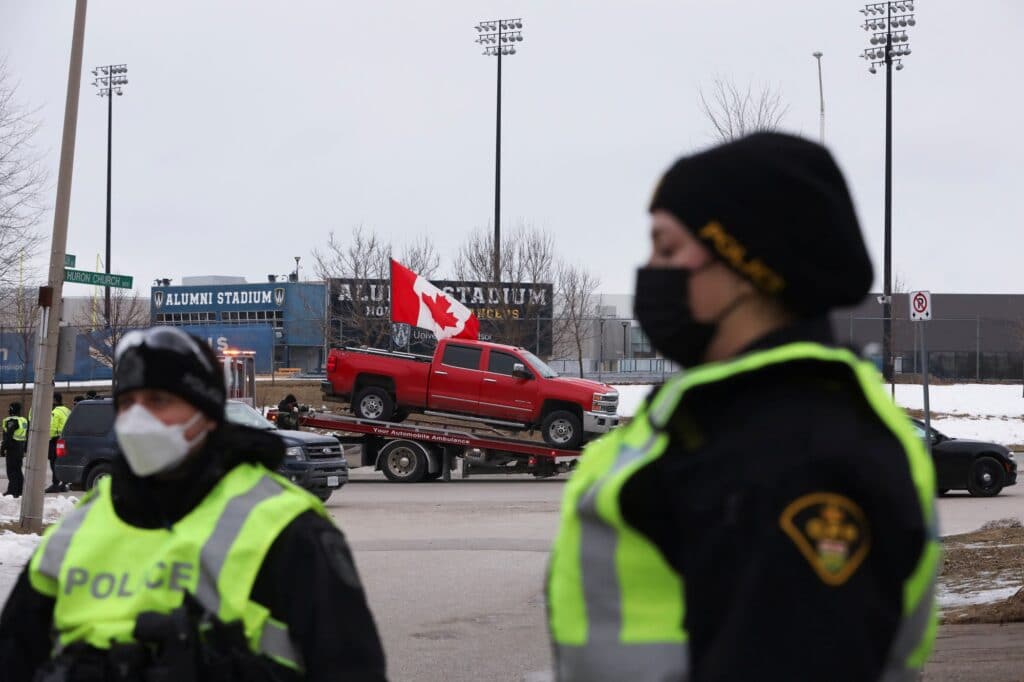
[
  {"x1": 0, "y1": 495, "x2": 79, "y2": 525},
  {"x1": 0, "y1": 531, "x2": 42, "y2": 603},
  {"x1": 931, "y1": 417, "x2": 1024, "y2": 447},
  {"x1": 613, "y1": 382, "x2": 1024, "y2": 445},
  {"x1": 612, "y1": 385, "x2": 654, "y2": 419},
  {"x1": 895, "y1": 383, "x2": 1024, "y2": 418}
]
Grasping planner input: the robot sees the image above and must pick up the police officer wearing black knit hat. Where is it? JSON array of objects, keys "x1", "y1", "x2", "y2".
[
  {"x1": 0, "y1": 327, "x2": 387, "y2": 681},
  {"x1": 548, "y1": 133, "x2": 939, "y2": 681}
]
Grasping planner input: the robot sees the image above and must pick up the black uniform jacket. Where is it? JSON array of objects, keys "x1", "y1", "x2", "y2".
[
  {"x1": 618, "y1": 319, "x2": 929, "y2": 681},
  {"x1": 0, "y1": 423, "x2": 387, "y2": 682}
]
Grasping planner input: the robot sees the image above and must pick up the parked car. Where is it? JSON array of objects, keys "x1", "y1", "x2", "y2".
[
  {"x1": 911, "y1": 419, "x2": 1018, "y2": 497},
  {"x1": 56, "y1": 399, "x2": 348, "y2": 501},
  {"x1": 322, "y1": 339, "x2": 619, "y2": 449}
]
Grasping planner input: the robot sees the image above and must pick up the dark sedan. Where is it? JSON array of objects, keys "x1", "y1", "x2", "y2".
[
  {"x1": 57, "y1": 399, "x2": 348, "y2": 501},
  {"x1": 911, "y1": 419, "x2": 1018, "y2": 497}
]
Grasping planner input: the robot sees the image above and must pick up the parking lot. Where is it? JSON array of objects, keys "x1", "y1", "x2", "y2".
[{"x1": 331, "y1": 473, "x2": 1024, "y2": 682}]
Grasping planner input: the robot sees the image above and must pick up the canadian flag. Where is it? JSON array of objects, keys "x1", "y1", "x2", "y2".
[{"x1": 390, "y1": 259, "x2": 480, "y2": 341}]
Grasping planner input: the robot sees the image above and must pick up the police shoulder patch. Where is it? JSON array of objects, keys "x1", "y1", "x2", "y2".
[{"x1": 779, "y1": 492, "x2": 870, "y2": 586}]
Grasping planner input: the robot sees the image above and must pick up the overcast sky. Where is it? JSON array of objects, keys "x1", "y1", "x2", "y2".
[{"x1": 2, "y1": 0, "x2": 1022, "y2": 298}]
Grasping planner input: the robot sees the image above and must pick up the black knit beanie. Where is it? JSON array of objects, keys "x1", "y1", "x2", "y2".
[
  {"x1": 113, "y1": 328, "x2": 226, "y2": 423},
  {"x1": 649, "y1": 132, "x2": 872, "y2": 316}
]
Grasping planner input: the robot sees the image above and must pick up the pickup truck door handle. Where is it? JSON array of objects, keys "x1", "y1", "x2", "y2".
[
  {"x1": 483, "y1": 378, "x2": 498, "y2": 383},
  {"x1": 434, "y1": 370, "x2": 448, "y2": 376}
]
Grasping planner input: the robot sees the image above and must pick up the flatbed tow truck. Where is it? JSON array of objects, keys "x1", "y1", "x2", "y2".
[{"x1": 276, "y1": 410, "x2": 582, "y2": 483}]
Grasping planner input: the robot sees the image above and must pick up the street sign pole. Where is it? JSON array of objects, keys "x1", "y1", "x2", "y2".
[{"x1": 910, "y1": 290, "x2": 933, "y2": 457}]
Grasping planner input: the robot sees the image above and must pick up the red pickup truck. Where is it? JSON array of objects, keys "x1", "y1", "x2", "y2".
[{"x1": 322, "y1": 339, "x2": 619, "y2": 449}]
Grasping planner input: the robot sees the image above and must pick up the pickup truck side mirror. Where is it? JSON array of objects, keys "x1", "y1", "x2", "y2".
[{"x1": 512, "y1": 363, "x2": 532, "y2": 380}]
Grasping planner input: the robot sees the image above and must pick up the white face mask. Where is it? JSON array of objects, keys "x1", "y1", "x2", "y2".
[{"x1": 115, "y1": 404, "x2": 209, "y2": 477}]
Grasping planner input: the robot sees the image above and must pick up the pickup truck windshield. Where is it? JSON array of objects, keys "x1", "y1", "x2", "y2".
[
  {"x1": 519, "y1": 350, "x2": 559, "y2": 378},
  {"x1": 226, "y1": 401, "x2": 277, "y2": 430}
]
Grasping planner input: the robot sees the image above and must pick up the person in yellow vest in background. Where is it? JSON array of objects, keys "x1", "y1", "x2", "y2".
[
  {"x1": 48, "y1": 393, "x2": 71, "y2": 493},
  {"x1": 28, "y1": 392, "x2": 72, "y2": 493},
  {"x1": 547, "y1": 133, "x2": 939, "y2": 681},
  {"x1": 0, "y1": 327, "x2": 387, "y2": 681},
  {"x1": 2, "y1": 401, "x2": 29, "y2": 498}
]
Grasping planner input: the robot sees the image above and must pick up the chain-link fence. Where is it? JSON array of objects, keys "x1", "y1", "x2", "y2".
[
  {"x1": 835, "y1": 314, "x2": 1024, "y2": 382},
  {"x1": 4, "y1": 312, "x2": 1020, "y2": 385}
]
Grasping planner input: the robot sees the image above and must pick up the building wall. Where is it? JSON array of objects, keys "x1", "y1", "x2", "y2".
[{"x1": 150, "y1": 281, "x2": 327, "y2": 371}]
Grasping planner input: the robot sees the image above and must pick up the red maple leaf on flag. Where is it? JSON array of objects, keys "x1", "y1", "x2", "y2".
[{"x1": 421, "y1": 292, "x2": 459, "y2": 329}]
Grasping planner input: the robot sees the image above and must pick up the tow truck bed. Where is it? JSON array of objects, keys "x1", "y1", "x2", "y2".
[{"x1": 294, "y1": 411, "x2": 582, "y2": 482}]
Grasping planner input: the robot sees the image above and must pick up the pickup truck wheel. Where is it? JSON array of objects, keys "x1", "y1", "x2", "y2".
[
  {"x1": 967, "y1": 456, "x2": 1005, "y2": 497},
  {"x1": 353, "y1": 387, "x2": 394, "y2": 421},
  {"x1": 542, "y1": 411, "x2": 583, "y2": 450},
  {"x1": 380, "y1": 442, "x2": 427, "y2": 482}
]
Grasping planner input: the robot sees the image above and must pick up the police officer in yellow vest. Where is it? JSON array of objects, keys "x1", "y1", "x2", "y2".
[
  {"x1": 2, "y1": 401, "x2": 29, "y2": 498},
  {"x1": 547, "y1": 133, "x2": 939, "y2": 681},
  {"x1": 0, "y1": 327, "x2": 387, "y2": 681},
  {"x1": 29, "y1": 393, "x2": 73, "y2": 493},
  {"x1": 47, "y1": 393, "x2": 72, "y2": 493}
]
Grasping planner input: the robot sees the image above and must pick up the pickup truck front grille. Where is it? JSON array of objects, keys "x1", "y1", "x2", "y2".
[{"x1": 305, "y1": 443, "x2": 345, "y2": 459}]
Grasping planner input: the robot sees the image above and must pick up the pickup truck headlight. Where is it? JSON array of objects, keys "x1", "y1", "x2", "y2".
[
  {"x1": 285, "y1": 446, "x2": 306, "y2": 460},
  {"x1": 592, "y1": 392, "x2": 619, "y2": 414}
]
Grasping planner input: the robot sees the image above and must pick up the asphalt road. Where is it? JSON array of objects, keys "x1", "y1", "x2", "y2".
[{"x1": 329, "y1": 472, "x2": 1024, "y2": 682}]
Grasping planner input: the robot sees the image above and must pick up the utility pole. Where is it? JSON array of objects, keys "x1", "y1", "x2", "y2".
[
  {"x1": 812, "y1": 51, "x2": 825, "y2": 143},
  {"x1": 474, "y1": 18, "x2": 524, "y2": 283},
  {"x1": 21, "y1": 0, "x2": 88, "y2": 532},
  {"x1": 91, "y1": 63, "x2": 128, "y2": 327},
  {"x1": 860, "y1": 1, "x2": 916, "y2": 391}
]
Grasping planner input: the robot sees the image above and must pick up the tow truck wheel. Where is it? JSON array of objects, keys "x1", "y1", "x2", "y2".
[
  {"x1": 353, "y1": 387, "x2": 394, "y2": 421},
  {"x1": 542, "y1": 411, "x2": 583, "y2": 450},
  {"x1": 380, "y1": 441, "x2": 427, "y2": 482}
]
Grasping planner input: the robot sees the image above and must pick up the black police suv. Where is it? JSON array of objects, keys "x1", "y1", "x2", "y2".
[
  {"x1": 911, "y1": 419, "x2": 1018, "y2": 497},
  {"x1": 56, "y1": 399, "x2": 348, "y2": 501}
]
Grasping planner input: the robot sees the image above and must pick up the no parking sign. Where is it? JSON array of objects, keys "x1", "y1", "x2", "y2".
[{"x1": 910, "y1": 291, "x2": 932, "y2": 322}]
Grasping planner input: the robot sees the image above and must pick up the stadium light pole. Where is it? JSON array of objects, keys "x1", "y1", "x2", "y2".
[
  {"x1": 860, "y1": 1, "x2": 915, "y2": 390},
  {"x1": 474, "y1": 18, "x2": 524, "y2": 283},
  {"x1": 91, "y1": 63, "x2": 128, "y2": 327},
  {"x1": 812, "y1": 52, "x2": 825, "y2": 143}
]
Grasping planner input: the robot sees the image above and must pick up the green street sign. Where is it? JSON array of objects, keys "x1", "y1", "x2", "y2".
[
  {"x1": 64, "y1": 254, "x2": 76, "y2": 268},
  {"x1": 63, "y1": 268, "x2": 133, "y2": 289}
]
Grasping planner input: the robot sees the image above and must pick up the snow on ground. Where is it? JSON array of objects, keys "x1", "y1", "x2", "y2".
[
  {"x1": 612, "y1": 385, "x2": 654, "y2": 419},
  {"x1": 0, "y1": 496, "x2": 79, "y2": 603},
  {"x1": 613, "y1": 382, "x2": 1024, "y2": 445},
  {"x1": 937, "y1": 582, "x2": 1021, "y2": 610},
  {"x1": 0, "y1": 494, "x2": 79, "y2": 525},
  {"x1": 895, "y1": 383, "x2": 1024, "y2": 418},
  {"x1": 929, "y1": 417, "x2": 1024, "y2": 447},
  {"x1": 0, "y1": 532, "x2": 42, "y2": 602}
]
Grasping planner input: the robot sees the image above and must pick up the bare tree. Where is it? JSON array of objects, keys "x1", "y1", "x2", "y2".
[
  {"x1": 0, "y1": 61, "x2": 47, "y2": 291},
  {"x1": 399, "y1": 235, "x2": 441, "y2": 279},
  {"x1": 0, "y1": 282, "x2": 41, "y2": 402},
  {"x1": 451, "y1": 223, "x2": 557, "y2": 349},
  {"x1": 553, "y1": 261, "x2": 602, "y2": 377},
  {"x1": 698, "y1": 77, "x2": 788, "y2": 141},
  {"x1": 71, "y1": 289, "x2": 150, "y2": 369}
]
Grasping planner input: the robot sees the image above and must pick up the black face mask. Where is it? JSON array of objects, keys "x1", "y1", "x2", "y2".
[{"x1": 633, "y1": 267, "x2": 717, "y2": 369}]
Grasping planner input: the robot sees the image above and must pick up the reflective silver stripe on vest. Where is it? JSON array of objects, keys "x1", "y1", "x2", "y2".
[
  {"x1": 193, "y1": 475, "x2": 282, "y2": 614},
  {"x1": 261, "y1": 618, "x2": 306, "y2": 670},
  {"x1": 557, "y1": 432, "x2": 689, "y2": 682},
  {"x1": 880, "y1": 520, "x2": 939, "y2": 681},
  {"x1": 191, "y1": 475, "x2": 304, "y2": 670},
  {"x1": 38, "y1": 496, "x2": 99, "y2": 579}
]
